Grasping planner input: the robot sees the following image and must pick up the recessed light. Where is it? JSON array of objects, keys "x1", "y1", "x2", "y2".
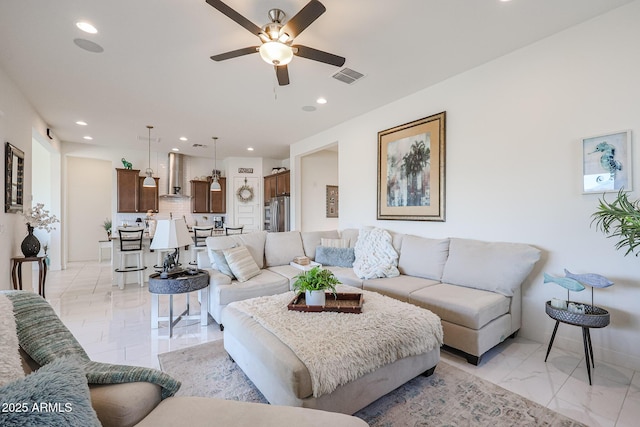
[
  {"x1": 316, "y1": 97, "x2": 327, "y2": 104},
  {"x1": 76, "y1": 21, "x2": 98, "y2": 34},
  {"x1": 247, "y1": 147, "x2": 254, "y2": 151},
  {"x1": 83, "y1": 136, "x2": 93, "y2": 140},
  {"x1": 172, "y1": 148, "x2": 180, "y2": 152},
  {"x1": 179, "y1": 137, "x2": 188, "y2": 141},
  {"x1": 75, "y1": 120, "x2": 88, "y2": 126}
]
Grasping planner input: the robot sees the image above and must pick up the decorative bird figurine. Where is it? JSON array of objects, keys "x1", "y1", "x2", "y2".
[
  {"x1": 564, "y1": 269, "x2": 614, "y2": 289},
  {"x1": 590, "y1": 142, "x2": 621, "y2": 180},
  {"x1": 543, "y1": 273, "x2": 585, "y2": 292}
]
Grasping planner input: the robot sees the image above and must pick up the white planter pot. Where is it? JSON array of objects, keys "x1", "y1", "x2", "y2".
[{"x1": 305, "y1": 290, "x2": 326, "y2": 306}]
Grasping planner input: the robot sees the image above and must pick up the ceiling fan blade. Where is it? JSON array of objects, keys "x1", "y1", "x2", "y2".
[
  {"x1": 281, "y1": 0, "x2": 326, "y2": 40},
  {"x1": 275, "y1": 65, "x2": 290, "y2": 86},
  {"x1": 210, "y1": 46, "x2": 259, "y2": 61},
  {"x1": 205, "y1": 0, "x2": 262, "y2": 36},
  {"x1": 293, "y1": 45, "x2": 345, "y2": 67}
]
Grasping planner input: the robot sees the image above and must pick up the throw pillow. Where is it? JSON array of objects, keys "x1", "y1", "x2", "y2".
[
  {"x1": 0, "y1": 357, "x2": 101, "y2": 427},
  {"x1": 0, "y1": 294, "x2": 24, "y2": 386},
  {"x1": 353, "y1": 227, "x2": 400, "y2": 279},
  {"x1": 223, "y1": 245, "x2": 261, "y2": 282},
  {"x1": 320, "y1": 238, "x2": 349, "y2": 248},
  {"x1": 315, "y1": 246, "x2": 355, "y2": 268},
  {"x1": 211, "y1": 248, "x2": 236, "y2": 279},
  {"x1": 265, "y1": 231, "x2": 305, "y2": 267}
]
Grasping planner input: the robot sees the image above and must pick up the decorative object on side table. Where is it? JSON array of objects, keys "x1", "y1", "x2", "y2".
[
  {"x1": 150, "y1": 218, "x2": 192, "y2": 278},
  {"x1": 102, "y1": 218, "x2": 112, "y2": 240},
  {"x1": 292, "y1": 266, "x2": 339, "y2": 306},
  {"x1": 20, "y1": 203, "x2": 60, "y2": 257},
  {"x1": 543, "y1": 269, "x2": 613, "y2": 385}
]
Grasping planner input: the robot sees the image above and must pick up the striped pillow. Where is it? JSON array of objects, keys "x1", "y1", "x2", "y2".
[
  {"x1": 320, "y1": 238, "x2": 349, "y2": 248},
  {"x1": 223, "y1": 245, "x2": 261, "y2": 282}
]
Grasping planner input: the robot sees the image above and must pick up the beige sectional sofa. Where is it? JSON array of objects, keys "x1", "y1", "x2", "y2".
[{"x1": 199, "y1": 228, "x2": 540, "y2": 365}]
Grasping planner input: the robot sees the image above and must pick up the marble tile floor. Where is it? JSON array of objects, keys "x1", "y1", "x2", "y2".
[{"x1": 33, "y1": 261, "x2": 640, "y2": 427}]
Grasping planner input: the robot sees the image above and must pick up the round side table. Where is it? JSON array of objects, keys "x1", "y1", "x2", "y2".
[
  {"x1": 544, "y1": 301, "x2": 610, "y2": 385},
  {"x1": 148, "y1": 270, "x2": 209, "y2": 337}
]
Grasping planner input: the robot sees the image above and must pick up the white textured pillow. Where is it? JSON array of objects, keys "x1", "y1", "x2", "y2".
[
  {"x1": 320, "y1": 238, "x2": 349, "y2": 248},
  {"x1": 353, "y1": 227, "x2": 400, "y2": 279},
  {"x1": 441, "y1": 238, "x2": 541, "y2": 296},
  {"x1": 0, "y1": 294, "x2": 24, "y2": 386},
  {"x1": 223, "y1": 245, "x2": 261, "y2": 282}
]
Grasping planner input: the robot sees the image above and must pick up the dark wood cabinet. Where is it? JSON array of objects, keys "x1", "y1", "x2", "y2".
[
  {"x1": 264, "y1": 170, "x2": 290, "y2": 205},
  {"x1": 190, "y1": 177, "x2": 226, "y2": 213},
  {"x1": 138, "y1": 176, "x2": 159, "y2": 213},
  {"x1": 116, "y1": 168, "x2": 158, "y2": 213},
  {"x1": 210, "y1": 177, "x2": 226, "y2": 213}
]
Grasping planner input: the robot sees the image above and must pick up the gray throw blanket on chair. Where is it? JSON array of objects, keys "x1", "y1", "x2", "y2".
[{"x1": 5, "y1": 291, "x2": 180, "y2": 399}]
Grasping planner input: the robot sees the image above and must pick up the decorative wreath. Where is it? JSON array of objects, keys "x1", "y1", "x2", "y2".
[{"x1": 236, "y1": 183, "x2": 254, "y2": 203}]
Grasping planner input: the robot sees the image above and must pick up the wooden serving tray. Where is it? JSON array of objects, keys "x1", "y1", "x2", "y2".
[{"x1": 288, "y1": 292, "x2": 363, "y2": 313}]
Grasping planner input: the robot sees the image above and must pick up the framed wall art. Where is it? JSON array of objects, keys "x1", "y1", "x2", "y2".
[
  {"x1": 326, "y1": 185, "x2": 338, "y2": 218},
  {"x1": 5, "y1": 142, "x2": 25, "y2": 213},
  {"x1": 582, "y1": 130, "x2": 632, "y2": 194},
  {"x1": 377, "y1": 111, "x2": 446, "y2": 221}
]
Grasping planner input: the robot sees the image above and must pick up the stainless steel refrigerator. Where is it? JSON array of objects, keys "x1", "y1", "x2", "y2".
[{"x1": 269, "y1": 195, "x2": 290, "y2": 232}]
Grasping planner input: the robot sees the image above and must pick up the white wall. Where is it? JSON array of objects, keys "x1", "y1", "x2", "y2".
[
  {"x1": 300, "y1": 149, "x2": 339, "y2": 231},
  {"x1": 291, "y1": 2, "x2": 640, "y2": 370}
]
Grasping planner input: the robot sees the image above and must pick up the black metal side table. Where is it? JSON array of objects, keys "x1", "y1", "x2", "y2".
[
  {"x1": 148, "y1": 270, "x2": 209, "y2": 337},
  {"x1": 10, "y1": 256, "x2": 48, "y2": 298},
  {"x1": 544, "y1": 301, "x2": 610, "y2": 385}
]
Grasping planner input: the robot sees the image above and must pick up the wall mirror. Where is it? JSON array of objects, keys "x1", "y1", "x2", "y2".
[{"x1": 5, "y1": 142, "x2": 25, "y2": 213}]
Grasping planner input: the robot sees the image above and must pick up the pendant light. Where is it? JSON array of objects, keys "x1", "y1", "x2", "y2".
[
  {"x1": 210, "y1": 136, "x2": 221, "y2": 192},
  {"x1": 143, "y1": 125, "x2": 156, "y2": 187}
]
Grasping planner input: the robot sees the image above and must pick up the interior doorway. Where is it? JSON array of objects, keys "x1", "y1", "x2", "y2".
[{"x1": 298, "y1": 143, "x2": 338, "y2": 231}]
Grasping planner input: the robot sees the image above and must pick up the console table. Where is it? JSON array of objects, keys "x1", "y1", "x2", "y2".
[
  {"x1": 544, "y1": 300, "x2": 610, "y2": 385},
  {"x1": 10, "y1": 256, "x2": 48, "y2": 298},
  {"x1": 148, "y1": 270, "x2": 209, "y2": 337}
]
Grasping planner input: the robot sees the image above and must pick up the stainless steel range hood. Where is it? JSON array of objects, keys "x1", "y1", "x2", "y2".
[{"x1": 160, "y1": 152, "x2": 190, "y2": 198}]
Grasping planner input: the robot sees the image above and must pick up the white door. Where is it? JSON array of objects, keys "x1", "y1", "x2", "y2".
[{"x1": 232, "y1": 177, "x2": 261, "y2": 232}]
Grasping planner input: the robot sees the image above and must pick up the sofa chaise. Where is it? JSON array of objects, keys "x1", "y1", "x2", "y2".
[{"x1": 199, "y1": 227, "x2": 541, "y2": 365}]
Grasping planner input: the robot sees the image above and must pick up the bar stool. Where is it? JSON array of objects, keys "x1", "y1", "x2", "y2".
[
  {"x1": 225, "y1": 226, "x2": 244, "y2": 235},
  {"x1": 115, "y1": 228, "x2": 146, "y2": 289},
  {"x1": 190, "y1": 226, "x2": 214, "y2": 265}
]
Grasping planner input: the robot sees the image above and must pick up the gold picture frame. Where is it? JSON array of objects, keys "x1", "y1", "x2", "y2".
[
  {"x1": 5, "y1": 142, "x2": 25, "y2": 213},
  {"x1": 326, "y1": 185, "x2": 338, "y2": 218},
  {"x1": 377, "y1": 112, "x2": 446, "y2": 221}
]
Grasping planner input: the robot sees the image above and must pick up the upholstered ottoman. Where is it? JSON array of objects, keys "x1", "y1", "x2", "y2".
[{"x1": 221, "y1": 286, "x2": 443, "y2": 414}]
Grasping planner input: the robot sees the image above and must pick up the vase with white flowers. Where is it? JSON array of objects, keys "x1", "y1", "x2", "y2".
[{"x1": 20, "y1": 203, "x2": 60, "y2": 257}]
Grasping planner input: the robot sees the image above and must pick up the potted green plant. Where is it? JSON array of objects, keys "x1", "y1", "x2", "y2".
[
  {"x1": 591, "y1": 189, "x2": 640, "y2": 256},
  {"x1": 292, "y1": 266, "x2": 339, "y2": 306},
  {"x1": 102, "y1": 218, "x2": 113, "y2": 240}
]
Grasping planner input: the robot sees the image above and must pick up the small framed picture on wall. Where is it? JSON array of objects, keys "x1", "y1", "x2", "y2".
[
  {"x1": 582, "y1": 130, "x2": 632, "y2": 194},
  {"x1": 326, "y1": 185, "x2": 338, "y2": 218}
]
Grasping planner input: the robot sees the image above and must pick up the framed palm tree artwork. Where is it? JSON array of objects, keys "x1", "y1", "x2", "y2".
[{"x1": 377, "y1": 112, "x2": 446, "y2": 221}]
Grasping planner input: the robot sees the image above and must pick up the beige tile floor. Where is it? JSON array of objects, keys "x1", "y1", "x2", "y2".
[{"x1": 37, "y1": 261, "x2": 639, "y2": 427}]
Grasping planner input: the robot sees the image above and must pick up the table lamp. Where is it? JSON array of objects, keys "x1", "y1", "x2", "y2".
[{"x1": 150, "y1": 218, "x2": 192, "y2": 278}]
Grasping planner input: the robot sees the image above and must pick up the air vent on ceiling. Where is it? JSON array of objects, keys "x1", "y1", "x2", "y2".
[
  {"x1": 332, "y1": 67, "x2": 365, "y2": 85},
  {"x1": 192, "y1": 143, "x2": 208, "y2": 148},
  {"x1": 137, "y1": 135, "x2": 161, "y2": 143}
]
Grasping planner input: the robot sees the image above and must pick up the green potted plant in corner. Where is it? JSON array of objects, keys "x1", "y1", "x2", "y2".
[
  {"x1": 292, "y1": 266, "x2": 340, "y2": 306},
  {"x1": 591, "y1": 189, "x2": 640, "y2": 256},
  {"x1": 102, "y1": 218, "x2": 113, "y2": 240}
]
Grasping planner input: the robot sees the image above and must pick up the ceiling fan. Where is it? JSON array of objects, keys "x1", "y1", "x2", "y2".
[{"x1": 206, "y1": 0, "x2": 346, "y2": 86}]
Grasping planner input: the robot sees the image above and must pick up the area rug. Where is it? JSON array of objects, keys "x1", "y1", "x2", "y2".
[{"x1": 158, "y1": 340, "x2": 585, "y2": 426}]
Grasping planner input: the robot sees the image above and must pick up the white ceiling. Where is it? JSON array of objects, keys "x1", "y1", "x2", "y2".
[{"x1": 0, "y1": 0, "x2": 633, "y2": 160}]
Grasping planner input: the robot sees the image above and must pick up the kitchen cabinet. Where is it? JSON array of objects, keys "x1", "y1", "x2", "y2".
[
  {"x1": 190, "y1": 177, "x2": 226, "y2": 213},
  {"x1": 138, "y1": 176, "x2": 159, "y2": 213},
  {"x1": 210, "y1": 177, "x2": 226, "y2": 213},
  {"x1": 264, "y1": 170, "x2": 289, "y2": 205},
  {"x1": 116, "y1": 168, "x2": 158, "y2": 213}
]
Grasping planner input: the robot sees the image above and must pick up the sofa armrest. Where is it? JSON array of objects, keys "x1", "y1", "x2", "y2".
[
  {"x1": 90, "y1": 382, "x2": 162, "y2": 427},
  {"x1": 202, "y1": 267, "x2": 233, "y2": 286}
]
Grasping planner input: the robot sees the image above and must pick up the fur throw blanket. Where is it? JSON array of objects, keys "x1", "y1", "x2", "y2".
[
  {"x1": 353, "y1": 227, "x2": 400, "y2": 279},
  {"x1": 231, "y1": 286, "x2": 443, "y2": 397},
  {"x1": 1, "y1": 291, "x2": 180, "y2": 399}
]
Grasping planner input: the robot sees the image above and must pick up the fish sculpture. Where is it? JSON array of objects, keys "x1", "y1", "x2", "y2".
[
  {"x1": 543, "y1": 273, "x2": 585, "y2": 292},
  {"x1": 564, "y1": 269, "x2": 614, "y2": 289}
]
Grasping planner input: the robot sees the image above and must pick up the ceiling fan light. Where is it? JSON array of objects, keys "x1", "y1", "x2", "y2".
[{"x1": 259, "y1": 42, "x2": 293, "y2": 66}]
